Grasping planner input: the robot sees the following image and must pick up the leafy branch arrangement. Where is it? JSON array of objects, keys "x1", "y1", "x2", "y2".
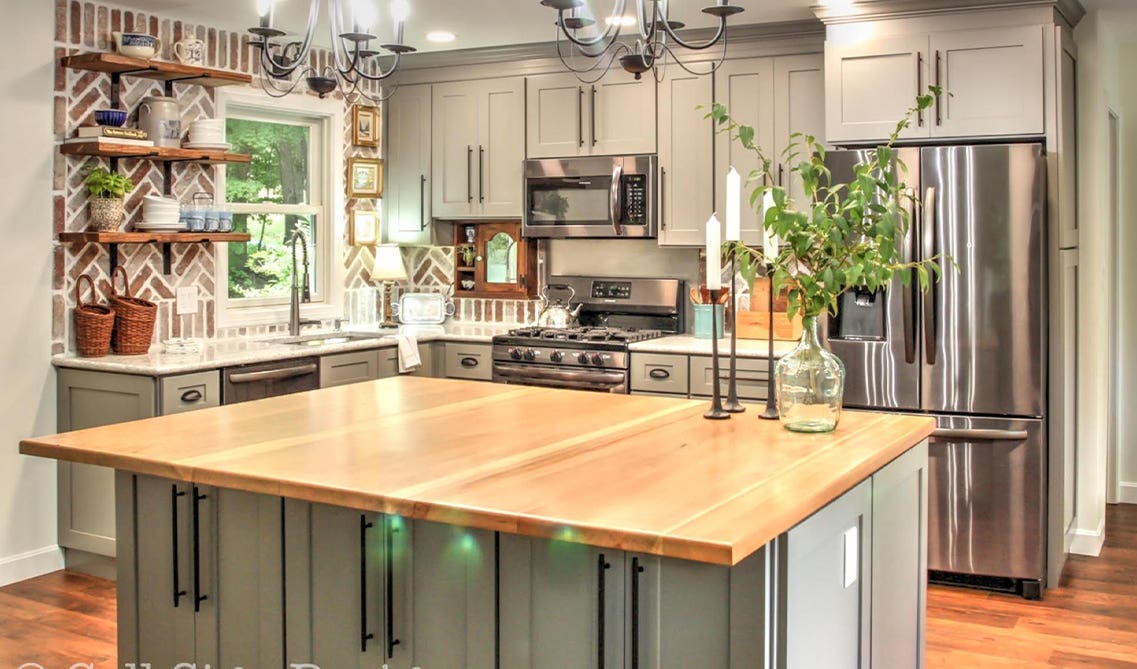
[
  {"x1": 86, "y1": 167, "x2": 134, "y2": 199},
  {"x1": 708, "y1": 87, "x2": 948, "y2": 322}
]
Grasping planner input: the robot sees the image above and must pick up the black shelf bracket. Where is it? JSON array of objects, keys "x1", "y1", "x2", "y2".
[
  {"x1": 108, "y1": 243, "x2": 119, "y2": 275},
  {"x1": 162, "y1": 243, "x2": 173, "y2": 274},
  {"x1": 163, "y1": 161, "x2": 173, "y2": 196}
]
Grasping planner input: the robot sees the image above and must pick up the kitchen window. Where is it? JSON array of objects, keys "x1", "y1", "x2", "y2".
[{"x1": 215, "y1": 89, "x2": 344, "y2": 327}]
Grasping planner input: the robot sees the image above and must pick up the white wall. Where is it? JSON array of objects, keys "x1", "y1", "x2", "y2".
[
  {"x1": 0, "y1": 1, "x2": 62, "y2": 585},
  {"x1": 1114, "y1": 37, "x2": 1137, "y2": 505}
]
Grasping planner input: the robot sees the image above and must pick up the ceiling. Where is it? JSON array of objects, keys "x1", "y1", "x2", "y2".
[{"x1": 112, "y1": 0, "x2": 820, "y2": 53}]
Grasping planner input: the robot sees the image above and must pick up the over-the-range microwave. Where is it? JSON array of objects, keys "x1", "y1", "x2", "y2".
[{"x1": 522, "y1": 154, "x2": 657, "y2": 239}]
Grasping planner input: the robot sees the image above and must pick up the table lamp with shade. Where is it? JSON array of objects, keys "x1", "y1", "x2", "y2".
[{"x1": 370, "y1": 244, "x2": 408, "y2": 327}]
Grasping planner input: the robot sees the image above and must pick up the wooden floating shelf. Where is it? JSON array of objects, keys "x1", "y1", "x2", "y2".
[
  {"x1": 61, "y1": 52, "x2": 252, "y2": 87},
  {"x1": 60, "y1": 141, "x2": 251, "y2": 164},
  {"x1": 59, "y1": 232, "x2": 250, "y2": 245}
]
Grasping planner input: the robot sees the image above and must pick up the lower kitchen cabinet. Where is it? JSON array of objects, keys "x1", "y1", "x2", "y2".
[
  {"x1": 445, "y1": 342, "x2": 493, "y2": 381},
  {"x1": 117, "y1": 473, "x2": 285, "y2": 669},
  {"x1": 629, "y1": 352, "x2": 690, "y2": 396},
  {"x1": 58, "y1": 368, "x2": 217, "y2": 558},
  {"x1": 690, "y1": 354, "x2": 771, "y2": 402},
  {"x1": 321, "y1": 349, "x2": 383, "y2": 388}
]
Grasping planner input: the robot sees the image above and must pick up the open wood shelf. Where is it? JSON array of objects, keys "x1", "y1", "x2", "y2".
[
  {"x1": 61, "y1": 52, "x2": 252, "y2": 87},
  {"x1": 59, "y1": 232, "x2": 250, "y2": 245},
  {"x1": 61, "y1": 141, "x2": 251, "y2": 164}
]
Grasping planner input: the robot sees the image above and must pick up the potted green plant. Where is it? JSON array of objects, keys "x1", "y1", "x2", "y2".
[
  {"x1": 711, "y1": 89, "x2": 947, "y2": 433},
  {"x1": 86, "y1": 167, "x2": 134, "y2": 231}
]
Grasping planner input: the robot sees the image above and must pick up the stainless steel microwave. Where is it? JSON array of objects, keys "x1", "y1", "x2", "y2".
[{"x1": 522, "y1": 155, "x2": 657, "y2": 239}]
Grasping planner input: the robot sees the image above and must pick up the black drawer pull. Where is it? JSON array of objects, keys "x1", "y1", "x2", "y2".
[
  {"x1": 631, "y1": 557, "x2": 645, "y2": 669},
  {"x1": 180, "y1": 389, "x2": 203, "y2": 403},
  {"x1": 171, "y1": 485, "x2": 187, "y2": 608},
  {"x1": 648, "y1": 368, "x2": 670, "y2": 380},
  {"x1": 360, "y1": 515, "x2": 375, "y2": 653},
  {"x1": 460, "y1": 357, "x2": 479, "y2": 368},
  {"x1": 597, "y1": 553, "x2": 611, "y2": 669},
  {"x1": 385, "y1": 518, "x2": 401, "y2": 659},
  {"x1": 192, "y1": 487, "x2": 208, "y2": 612}
]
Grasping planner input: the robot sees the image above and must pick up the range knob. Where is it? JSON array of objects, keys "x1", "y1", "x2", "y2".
[
  {"x1": 523, "y1": 348, "x2": 537, "y2": 361},
  {"x1": 550, "y1": 350, "x2": 564, "y2": 363},
  {"x1": 577, "y1": 352, "x2": 591, "y2": 365},
  {"x1": 591, "y1": 353, "x2": 605, "y2": 366},
  {"x1": 509, "y1": 347, "x2": 522, "y2": 361}
]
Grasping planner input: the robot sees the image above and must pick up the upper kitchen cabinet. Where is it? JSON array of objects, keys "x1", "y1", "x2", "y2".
[
  {"x1": 773, "y1": 55, "x2": 826, "y2": 210},
  {"x1": 432, "y1": 77, "x2": 525, "y2": 219},
  {"x1": 385, "y1": 84, "x2": 432, "y2": 244},
  {"x1": 826, "y1": 26, "x2": 1045, "y2": 143},
  {"x1": 658, "y1": 66, "x2": 714, "y2": 247},
  {"x1": 527, "y1": 70, "x2": 656, "y2": 159}
]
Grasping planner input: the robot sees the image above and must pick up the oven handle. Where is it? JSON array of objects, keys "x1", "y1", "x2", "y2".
[
  {"x1": 494, "y1": 364, "x2": 626, "y2": 386},
  {"x1": 610, "y1": 163, "x2": 624, "y2": 237},
  {"x1": 931, "y1": 428, "x2": 1029, "y2": 442}
]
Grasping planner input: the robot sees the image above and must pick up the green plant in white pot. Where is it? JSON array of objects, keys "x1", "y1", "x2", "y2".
[
  {"x1": 86, "y1": 167, "x2": 134, "y2": 232},
  {"x1": 710, "y1": 89, "x2": 948, "y2": 433}
]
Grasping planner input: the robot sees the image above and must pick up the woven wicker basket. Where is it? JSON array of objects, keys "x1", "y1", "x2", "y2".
[
  {"x1": 74, "y1": 274, "x2": 115, "y2": 357},
  {"x1": 110, "y1": 266, "x2": 157, "y2": 355}
]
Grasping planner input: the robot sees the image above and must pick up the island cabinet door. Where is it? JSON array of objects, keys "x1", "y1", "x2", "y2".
[
  {"x1": 626, "y1": 555, "x2": 730, "y2": 669},
  {"x1": 498, "y1": 534, "x2": 627, "y2": 669},
  {"x1": 777, "y1": 480, "x2": 873, "y2": 669},
  {"x1": 870, "y1": 441, "x2": 929, "y2": 669},
  {"x1": 407, "y1": 520, "x2": 496, "y2": 668}
]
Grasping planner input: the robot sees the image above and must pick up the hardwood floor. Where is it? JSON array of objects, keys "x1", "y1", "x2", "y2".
[{"x1": 0, "y1": 505, "x2": 1133, "y2": 668}]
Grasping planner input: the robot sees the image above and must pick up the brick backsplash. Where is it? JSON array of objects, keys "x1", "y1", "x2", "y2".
[{"x1": 53, "y1": 0, "x2": 529, "y2": 355}]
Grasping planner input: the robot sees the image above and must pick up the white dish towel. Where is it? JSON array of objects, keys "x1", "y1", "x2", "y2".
[{"x1": 396, "y1": 332, "x2": 421, "y2": 374}]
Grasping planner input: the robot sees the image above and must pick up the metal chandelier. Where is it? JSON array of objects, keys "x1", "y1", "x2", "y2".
[
  {"x1": 249, "y1": 0, "x2": 415, "y2": 103},
  {"x1": 540, "y1": 0, "x2": 745, "y2": 82}
]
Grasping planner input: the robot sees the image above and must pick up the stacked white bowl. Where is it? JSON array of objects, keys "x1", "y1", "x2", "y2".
[
  {"x1": 137, "y1": 195, "x2": 183, "y2": 231},
  {"x1": 185, "y1": 119, "x2": 228, "y2": 149}
]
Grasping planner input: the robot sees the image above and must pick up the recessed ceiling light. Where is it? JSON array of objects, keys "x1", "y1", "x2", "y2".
[
  {"x1": 605, "y1": 15, "x2": 637, "y2": 27},
  {"x1": 426, "y1": 30, "x2": 456, "y2": 43}
]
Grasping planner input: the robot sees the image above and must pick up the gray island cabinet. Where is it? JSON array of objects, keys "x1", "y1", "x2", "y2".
[{"x1": 22, "y1": 377, "x2": 932, "y2": 669}]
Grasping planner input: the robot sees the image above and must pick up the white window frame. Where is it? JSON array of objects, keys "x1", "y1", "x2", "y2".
[{"x1": 214, "y1": 88, "x2": 345, "y2": 328}]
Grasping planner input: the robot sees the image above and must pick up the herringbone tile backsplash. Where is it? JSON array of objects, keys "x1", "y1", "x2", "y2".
[{"x1": 53, "y1": 0, "x2": 534, "y2": 355}]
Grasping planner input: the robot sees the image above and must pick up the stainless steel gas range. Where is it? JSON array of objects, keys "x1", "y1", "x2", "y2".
[{"x1": 491, "y1": 276, "x2": 684, "y2": 393}]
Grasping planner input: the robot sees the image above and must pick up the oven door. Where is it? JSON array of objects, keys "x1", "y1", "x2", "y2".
[{"x1": 493, "y1": 362, "x2": 629, "y2": 393}]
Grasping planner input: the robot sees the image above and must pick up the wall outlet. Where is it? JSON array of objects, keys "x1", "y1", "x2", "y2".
[{"x1": 176, "y1": 286, "x2": 199, "y2": 315}]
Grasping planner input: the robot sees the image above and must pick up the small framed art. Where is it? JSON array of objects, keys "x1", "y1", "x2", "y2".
[
  {"x1": 352, "y1": 104, "x2": 380, "y2": 147},
  {"x1": 349, "y1": 209, "x2": 380, "y2": 245},
  {"x1": 347, "y1": 157, "x2": 384, "y2": 198}
]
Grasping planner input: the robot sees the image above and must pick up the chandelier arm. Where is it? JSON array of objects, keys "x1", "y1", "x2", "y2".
[
  {"x1": 555, "y1": 0, "x2": 627, "y2": 50},
  {"x1": 555, "y1": 31, "x2": 628, "y2": 82},
  {"x1": 348, "y1": 52, "x2": 403, "y2": 82},
  {"x1": 654, "y1": 33, "x2": 730, "y2": 79},
  {"x1": 258, "y1": 0, "x2": 321, "y2": 76},
  {"x1": 659, "y1": 16, "x2": 727, "y2": 52},
  {"x1": 258, "y1": 66, "x2": 315, "y2": 98}
]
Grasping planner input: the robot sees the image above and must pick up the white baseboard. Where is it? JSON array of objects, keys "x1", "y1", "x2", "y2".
[
  {"x1": 1069, "y1": 516, "x2": 1107, "y2": 557},
  {"x1": 1118, "y1": 482, "x2": 1137, "y2": 505},
  {"x1": 0, "y1": 545, "x2": 64, "y2": 587}
]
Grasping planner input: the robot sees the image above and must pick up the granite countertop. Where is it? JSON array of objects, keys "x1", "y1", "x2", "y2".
[
  {"x1": 53, "y1": 321, "x2": 520, "y2": 376},
  {"x1": 630, "y1": 334, "x2": 798, "y2": 358}
]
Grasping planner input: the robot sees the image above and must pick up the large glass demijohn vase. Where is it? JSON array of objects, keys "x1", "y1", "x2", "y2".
[{"x1": 774, "y1": 316, "x2": 845, "y2": 432}]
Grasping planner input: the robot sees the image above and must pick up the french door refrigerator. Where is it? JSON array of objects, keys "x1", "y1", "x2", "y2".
[{"x1": 825, "y1": 144, "x2": 1048, "y2": 599}]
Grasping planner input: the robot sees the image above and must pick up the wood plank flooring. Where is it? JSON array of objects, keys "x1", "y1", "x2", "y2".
[{"x1": 0, "y1": 505, "x2": 1133, "y2": 668}]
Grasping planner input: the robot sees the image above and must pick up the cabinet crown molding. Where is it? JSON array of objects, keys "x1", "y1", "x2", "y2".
[{"x1": 812, "y1": 0, "x2": 1085, "y2": 27}]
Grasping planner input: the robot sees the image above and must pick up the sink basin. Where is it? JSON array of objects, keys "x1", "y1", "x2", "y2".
[{"x1": 270, "y1": 332, "x2": 394, "y2": 347}]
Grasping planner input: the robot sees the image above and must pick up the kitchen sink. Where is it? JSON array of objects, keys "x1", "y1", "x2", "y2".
[{"x1": 269, "y1": 332, "x2": 395, "y2": 347}]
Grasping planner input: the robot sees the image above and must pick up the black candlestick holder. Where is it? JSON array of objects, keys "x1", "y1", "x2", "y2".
[
  {"x1": 724, "y1": 250, "x2": 745, "y2": 413},
  {"x1": 759, "y1": 262, "x2": 780, "y2": 420},
  {"x1": 704, "y1": 287, "x2": 731, "y2": 420}
]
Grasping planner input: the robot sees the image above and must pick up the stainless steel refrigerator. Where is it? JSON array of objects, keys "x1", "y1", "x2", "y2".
[{"x1": 825, "y1": 144, "x2": 1048, "y2": 599}]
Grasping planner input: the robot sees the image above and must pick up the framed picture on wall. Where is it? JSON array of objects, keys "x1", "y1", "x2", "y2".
[
  {"x1": 352, "y1": 104, "x2": 380, "y2": 147},
  {"x1": 347, "y1": 157, "x2": 383, "y2": 198},
  {"x1": 349, "y1": 209, "x2": 380, "y2": 245}
]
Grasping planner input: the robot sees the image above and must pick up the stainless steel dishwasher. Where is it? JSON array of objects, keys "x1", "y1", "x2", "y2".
[{"x1": 221, "y1": 357, "x2": 320, "y2": 404}]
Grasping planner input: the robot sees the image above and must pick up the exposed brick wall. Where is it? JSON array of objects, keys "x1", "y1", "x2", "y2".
[{"x1": 53, "y1": 0, "x2": 532, "y2": 355}]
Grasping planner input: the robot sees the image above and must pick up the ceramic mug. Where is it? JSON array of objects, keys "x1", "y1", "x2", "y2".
[
  {"x1": 174, "y1": 38, "x2": 205, "y2": 66},
  {"x1": 112, "y1": 32, "x2": 160, "y2": 59}
]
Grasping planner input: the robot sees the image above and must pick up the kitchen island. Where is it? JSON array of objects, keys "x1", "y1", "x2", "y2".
[{"x1": 21, "y1": 376, "x2": 933, "y2": 669}]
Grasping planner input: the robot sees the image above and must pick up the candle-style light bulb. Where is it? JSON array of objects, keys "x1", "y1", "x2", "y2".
[
  {"x1": 256, "y1": 0, "x2": 275, "y2": 27},
  {"x1": 390, "y1": 0, "x2": 411, "y2": 23},
  {"x1": 706, "y1": 214, "x2": 722, "y2": 291}
]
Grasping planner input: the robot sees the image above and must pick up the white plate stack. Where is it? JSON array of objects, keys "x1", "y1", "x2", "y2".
[
  {"x1": 184, "y1": 119, "x2": 229, "y2": 150},
  {"x1": 136, "y1": 195, "x2": 184, "y2": 231}
]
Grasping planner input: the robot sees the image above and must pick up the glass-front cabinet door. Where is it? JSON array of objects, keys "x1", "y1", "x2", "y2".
[{"x1": 454, "y1": 222, "x2": 536, "y2": 299}]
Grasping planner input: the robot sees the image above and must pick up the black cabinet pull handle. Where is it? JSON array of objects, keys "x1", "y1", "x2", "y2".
[
  {"x1": 778, "y1": 164, "x2": 784, "y2": 187},
  {"x1": 360, "y1": 515, "x2": 375, "y2": 652},
  {"x1": 659, "y1": 166, "x2": 666, "y2": 230},
  {"x1": 631, "y1": 557, "x2": 645, "y2": 669},
  {"x1": 385, "y1": 518, "x2": 402, "y2": 659},
  {"x1": 467, "y1": 145, "x2": 474, "y2": 204},
  {"x1": 591, "y1": 85, "x2": 598, "y2": 147},
  {"x1": 578, "y1": 87, "x2": 585, "y2": 147},
  {"x1": 419, "y1": 174, "x2": 427, "y2": 231},
  {"x1": 916, "y1": 52, "x2": 925, "y2": 127},
  {"x1": 460, "y1": 356, "x2": 479, "y2": 368},
  {"x1": 648, "y1": 368, "x2": 670, "y2": 380},
  {"x1": 180, "y1": 389, "x2": 203, "y2": 403},
  {"x1": 935, "y1": 50, "x2": 943, "y2": 126},
  {"x1": 192, "y1": 486, "x2": 208, "y2": 612},
  {"x1": 479, "y1": 145, "x2": 485, "y2": 204},
  {"x1": 171, "y1": 485, "x2": 187, "y2": 608},
  {"x1": 597, "y1": 553, "x2": 611, "y2": 669}
]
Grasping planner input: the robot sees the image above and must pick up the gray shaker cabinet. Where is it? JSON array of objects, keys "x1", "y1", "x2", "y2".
[
  {"x1": 117, "y1": 474, "x2": 285, "y2": 669},
  {"x1": 58, "y1": 368, "x2": 219, "y2": 558}
]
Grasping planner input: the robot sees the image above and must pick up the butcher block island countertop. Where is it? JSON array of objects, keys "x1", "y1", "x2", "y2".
[{"x1": 21, "y1": 376, "x2": 933, "y2": 566}]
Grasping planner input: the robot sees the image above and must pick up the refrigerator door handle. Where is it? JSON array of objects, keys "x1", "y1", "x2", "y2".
[
  {"x1": 922, "y1": 186, "x2": 937, "y2": 366},
  {"x1": 902, "y1": 189, "x2": 917, "y2": 364},
  {"x1": 931, "y1": 428, "x2": 1029, "y2": 442}
]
